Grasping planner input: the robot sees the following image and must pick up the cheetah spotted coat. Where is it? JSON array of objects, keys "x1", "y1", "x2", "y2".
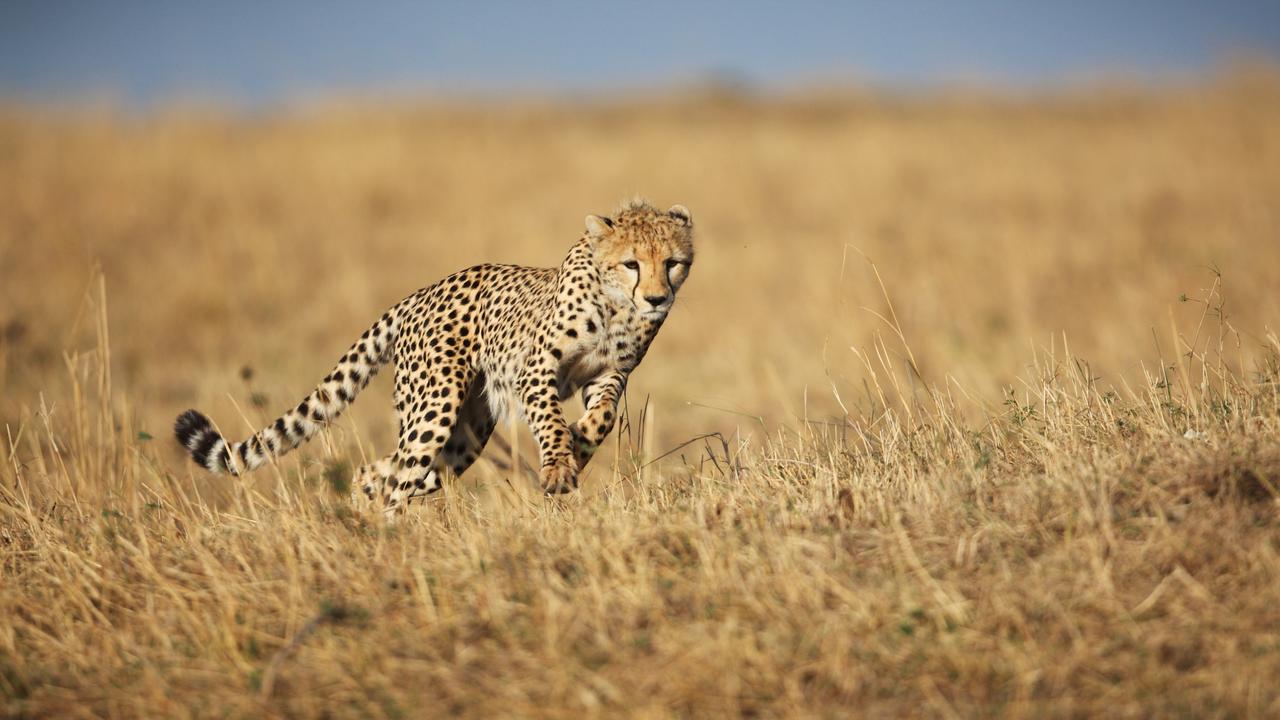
[{"x1": 175, "y1": 199, "x2": 694, "y2": 516}]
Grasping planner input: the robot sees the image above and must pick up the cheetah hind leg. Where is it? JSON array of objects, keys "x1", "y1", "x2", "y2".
[
  {"x1": 350, "y1": 455, "x2": 444, "y2": 523},
  {"x1": 351, "y1": 455, "x2": 395, "y2": 508},
  {"x1": 438, "y1": 379, "x2": 497, "y2": 478},
  {"x1": 367, "y1": 388, "x2": 494, "y2": 518},
  {"x1": 382, "y1": 371, "x2": 472, "y2": 517}
]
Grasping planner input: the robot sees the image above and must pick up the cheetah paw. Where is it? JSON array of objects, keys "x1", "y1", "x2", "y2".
[{"x1": 540, "y1": 461, "x2": 579, "y2": 495}]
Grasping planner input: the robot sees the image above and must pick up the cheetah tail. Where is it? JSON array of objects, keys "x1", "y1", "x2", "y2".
[{"x1": 174, "y1": 308, "x2": 400, "y2": 475}]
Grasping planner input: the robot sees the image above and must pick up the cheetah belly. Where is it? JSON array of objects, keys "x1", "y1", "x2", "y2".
[{"x1": 481, "y1": 367, "x2": 516, "y2": 422}]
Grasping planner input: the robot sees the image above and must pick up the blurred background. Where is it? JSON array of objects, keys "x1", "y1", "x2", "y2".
[
  {"x1": 2, "y1": 1, "x2": 1279, "y2": 474},
  {"x1": 4, "y1": 2, "x2": 1280, "y2": 104}
]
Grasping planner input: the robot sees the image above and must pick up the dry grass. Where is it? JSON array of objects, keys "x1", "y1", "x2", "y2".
[{"x1": 3, "y1": 74, "x2": 1280, "y2": 717}]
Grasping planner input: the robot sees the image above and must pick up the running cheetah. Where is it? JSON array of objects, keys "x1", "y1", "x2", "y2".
[{"x1": 174, "y1": 199, "x2": 694, "y2": 516}]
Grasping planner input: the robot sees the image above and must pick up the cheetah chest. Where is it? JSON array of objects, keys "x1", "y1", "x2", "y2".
[{"x1": 556, "y1": 307, "x2": 639, "y2": 400}]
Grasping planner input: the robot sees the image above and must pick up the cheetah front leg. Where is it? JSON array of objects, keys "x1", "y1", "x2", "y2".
[
  {"x1": 572, "y1": 370, "x2": 626, "y2": 470},
  {"x1": 518, "y1": 365, "x2": 580, "y2": 494}
]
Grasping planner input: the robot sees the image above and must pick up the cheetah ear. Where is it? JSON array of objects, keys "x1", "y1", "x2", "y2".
[
  {"x1": 585, "y1": 214, "x2": 614, "y2": 240},
  {"x1": 667, "y1": 205, "x2": 692, "y2": 226}
]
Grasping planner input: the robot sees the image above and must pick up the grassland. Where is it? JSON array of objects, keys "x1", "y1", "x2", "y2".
[{"x1": 3, "y1": 73, "x2": 1280, "y2": 717}]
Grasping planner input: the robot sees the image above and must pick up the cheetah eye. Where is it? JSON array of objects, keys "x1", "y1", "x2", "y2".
[
  {"x1": 622, "y1": 260, "x2": 640, "y2": 271},
  {"x1": 665, "y1": 259, "x2": 682, "y2": 270}
]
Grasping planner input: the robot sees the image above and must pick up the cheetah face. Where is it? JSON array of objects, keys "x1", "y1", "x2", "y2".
[{"x1": 586, "y1": 203, "x2": 694, "y2": 319}]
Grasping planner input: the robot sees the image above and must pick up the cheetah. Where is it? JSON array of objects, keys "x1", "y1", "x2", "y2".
[{"x1": 174, "y1": 199, "x2": 694, "y2": 516}]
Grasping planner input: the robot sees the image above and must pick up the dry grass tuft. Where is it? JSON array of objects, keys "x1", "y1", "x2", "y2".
[{"x1": 1186, "y1": 444, "x2": 1280, "y2": 503}]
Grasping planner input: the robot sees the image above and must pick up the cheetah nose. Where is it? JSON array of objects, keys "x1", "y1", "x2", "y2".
[{"x1": 644, "y1": 294, "x2": 669, "y2": 308}]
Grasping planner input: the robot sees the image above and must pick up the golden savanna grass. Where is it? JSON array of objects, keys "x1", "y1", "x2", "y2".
[{"x1": 3, "y1": 73, "x2": 1280, "y2": 717}]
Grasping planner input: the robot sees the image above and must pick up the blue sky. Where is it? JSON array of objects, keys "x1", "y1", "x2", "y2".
[{"x1": 2, "y1": 1, "x2": 1279, "y2": 105}]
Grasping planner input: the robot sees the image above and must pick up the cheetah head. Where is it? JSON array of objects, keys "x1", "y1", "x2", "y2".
[{"x1": 585, "y1": 199, "x2": 694, "y2": 319}]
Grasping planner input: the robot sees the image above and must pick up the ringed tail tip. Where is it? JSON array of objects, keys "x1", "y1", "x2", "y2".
[{"x1": 174, "y1": 409, "x2": 227, "y2": 473}]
